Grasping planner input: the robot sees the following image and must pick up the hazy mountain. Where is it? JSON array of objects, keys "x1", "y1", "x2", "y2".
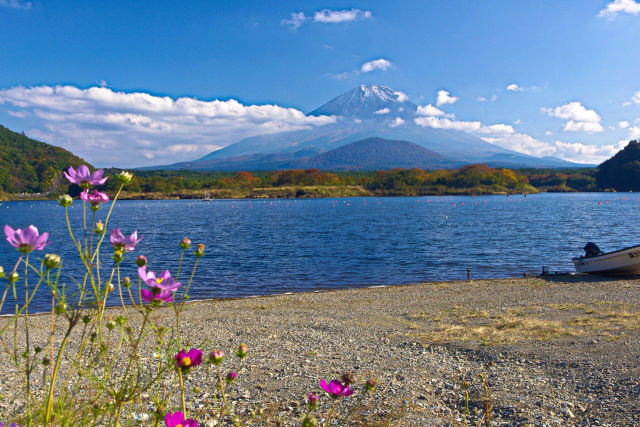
[{"x1": 155, "y1": 84, "x2": 586, "y2": 170}]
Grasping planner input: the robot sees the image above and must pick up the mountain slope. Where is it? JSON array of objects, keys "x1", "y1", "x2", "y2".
[
  {"x1": 298, "y1": 137, "x2": 457, "y2": 170},
  {"x1": 596, "y1": 140, "x2": 640, "y2": 191},
  {"x1": 0, "y1": 125, "x2": 89, "y2": 193}
]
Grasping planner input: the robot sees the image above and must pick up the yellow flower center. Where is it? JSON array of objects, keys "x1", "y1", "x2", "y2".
[
  {"x1": 156, "y1": 277, "x2": 164, "y2": 284},
  {"x1": 182, "y1": 357, "x2": 191, "y2": 367}
]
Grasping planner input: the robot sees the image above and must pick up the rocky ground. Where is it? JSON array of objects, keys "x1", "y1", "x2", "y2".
[{"x1": 1, "y1": 275, "x2": 640, "y2": 425}]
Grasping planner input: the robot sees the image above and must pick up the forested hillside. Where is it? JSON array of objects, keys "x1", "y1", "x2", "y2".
[
  {"x1": 0, "y1": 125, "x2": 88, "y2": 193},
  {"x1": 596, "y1": 140, "x2": 640, "y2": 191}
]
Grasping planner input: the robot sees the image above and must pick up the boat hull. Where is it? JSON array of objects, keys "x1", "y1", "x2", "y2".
[{"x1": 572, "y1": 245, "x2": 640, "y2": 275}]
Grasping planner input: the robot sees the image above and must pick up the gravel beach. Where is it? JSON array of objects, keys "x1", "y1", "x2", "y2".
[{"x1": 1, "y1": 275, "x2": 639, "y2": 426}]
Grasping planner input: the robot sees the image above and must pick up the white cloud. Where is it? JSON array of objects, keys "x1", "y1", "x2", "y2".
[
  {"x1": 598, "y1": 0, "x2": 640, "y2": 18},
  {"x1": 477, "y1": 94, "x2": 498, "y2": 102},
  {"x1": 507, "y1": 83, "x2": 523, "y2": 92},
  {"x1": 282, "y1": 8, "x2": 371, "y2": 29},
  {"x1": 0, "y1": 0, "x2": 31, "y2": 9},
  {"x1": 476, "y1": 124, "x2": 516, "y2": 135},
  {"x1": 7, "y1": 110, "x2": 30, "y2": 118},
  {"x1": 414, "y1": 116, "x2": 481, "y2": 132},
  {"x1": 361, "y1": 58, "x2": 393, "y2": 73},
  {"x1": 562, "y1": 120, "x2": 605, "y2": 133},
  {"x1": 416, "y1": 104, "x2": 454, "y2": 118},
  {"x1": 389, "y1": 117, "x2": 405, "y2": 128},
  {"x1": 0, "y1": 85, "x2": 336, "y2": 167},
  {"x1": 281, "y1": 12, "x2": 307, "y2": 29},
  {"x1": 542, "y1": 101, "x2": 603, "y2": 133},
  {"x1": 98, "y1": 80, "x2": 108, "y2": 88},
  {"x1": 628, "y1": 125, "x2": 640, "y2": 139},
  {"x1": 394, "y1": 91, "x2": 408, "y2": 102},
  {"x1": 313, "y1": 8, "x2": 372, "y2": 23},
  {"x1": 545, "y1": 130, "x2": 553, "y2": 136},
  {"x1": 619, "y1": 120, "x2": 630, "y2": 129},
  {"x1": 632, "y1": 91, "x2": 640, "y2": 104},
  {"x1": 373, "y1": 108, "x2": 390, "y2": 115},
  {"x1": 436, "y1": 90, "x2": 458, "y2": 106}
]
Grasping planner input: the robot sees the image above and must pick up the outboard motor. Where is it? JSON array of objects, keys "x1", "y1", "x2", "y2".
[{"x1": 584, "y1": 242, "x2": 603, "y2": 258}]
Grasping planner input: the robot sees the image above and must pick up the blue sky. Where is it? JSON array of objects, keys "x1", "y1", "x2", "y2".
[{"x1": 1, "y1": 0, "x2": 640, "y2": 167}]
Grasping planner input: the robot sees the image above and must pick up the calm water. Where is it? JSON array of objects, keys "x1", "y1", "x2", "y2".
[{"x1": 1, "y1": 193, "x2": 638, "y2": 313}]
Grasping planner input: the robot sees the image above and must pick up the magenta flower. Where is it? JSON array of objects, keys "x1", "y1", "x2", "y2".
[
  {"x1": 110, "y1": 228, "x2": 143, "y2": 252},
  {"x1": 307, "y1": 392, "x2": 319, "y2": 410},
  {"x1": 138, "y1": 266, "x2": 181, "y2": 292},
  {"x1": 226, "y1": 371, "x2": 238, "y2": 383},
  {"x1": 63, "y1": 165, "x2": 108, "y2": 187},
  {"x1": 320, "y1": 379, "x2": 353, "y2": 398},
  {"x1": 164, "y1": 411, "x2": 197, "y2": 427},
  {"x1": 141, "y1": 288, "x2": 173, "y2": 303},
  {"x1": 175, "y1": 348, "x2": 203, "y2": 370},
  {"x1": 4, "y1": 225, "x2": 50, "y2": 253},
  {"x1": 80, "y1": 189, "x2": 109, "y2": 204}
]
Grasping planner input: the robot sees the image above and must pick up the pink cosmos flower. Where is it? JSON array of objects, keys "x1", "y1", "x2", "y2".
[
  {"x1": 138, "y1": 266, "x2": 181, "y2": 292},
  {"x1": 141, "y1": 288, "x2": 173, "y2": 303},
  {"x1": 164, "y1": 410, "x2": 197, "y2": 427},
  {"x1": 110, "y1": 228, "x2": 143, "y2": 252},
  {"x1": 320, "y1": 379, "x2": 353, "y2": 398},
  {"x1": 63, "y1": 165, "x2": 108, "y2": 187},
  {"x1": 175, "y1": 348, "x2": 203, "y2": 370},
  {"x1": 79, "y1": 189, "x2": 109, "y2": 205},
  {"x1": 4, "y1": 225, "x2": 50, "y2": 253}
]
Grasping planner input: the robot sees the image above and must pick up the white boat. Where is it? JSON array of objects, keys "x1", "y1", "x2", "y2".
[{"x1": 572, "y1": 242, "x2": 640, "y2": 275}]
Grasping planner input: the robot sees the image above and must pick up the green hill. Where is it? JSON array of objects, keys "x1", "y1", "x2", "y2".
[
  {"x1": 596, "y1": 140, "x2": 640, "y2": 191},
  {"x1": 0, "y1": 125, "x2": 89, "y2": 193}
]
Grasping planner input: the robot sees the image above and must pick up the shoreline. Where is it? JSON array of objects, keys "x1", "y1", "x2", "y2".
[{"x1": 1, "y1": 275, "x2": 639, "y2": 425}]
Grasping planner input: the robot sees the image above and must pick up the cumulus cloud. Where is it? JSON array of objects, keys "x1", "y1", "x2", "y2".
[
  {"x1": 361, "y1": 58, "x2": 393, "y2": 73},
  {"x1": 598, "y1": 0, "x2": 640, "y2": 18},
  {"x1": 394, "y1": 91, "x2": 408, "y2": 102},
  {"x1": 436, "y1": 90, "x2": 458, "y2": 106},
  {"x1": 477, "y1": 94, "x2": 498, "y2": 102},
  {"x1": 506, "y1": 83, "x2": 523, "y2": 92},
  {"x1": 389, "y1": 117, "x2": 405, "y2": 128},
  {"x1": 0, "y1": 85, "x2": 336, "y2": 167},
  {"x1": 631, "y1": 91, "x2": 640, "y2": 105},
  {"x1": 314, "y1": 8, "x2": 371, "y2": 23},
  {"x1": 416, "y1": 104, "x2": 454, "y2": 118},
  {"x1": 0, "y1": 0, "x2": 31, "y2": 9},
  {"x1": 373, "y1": 108, "x2": 390, "y2": 115},
  {"x1": 414, "y1": 116, "x2": 481, "y2": 132},
  {"x1": 542, "y1": 101, "x2": 603, "y2": 133},
  {"x1": 282, "y1": 8, "x2": 371, "y2": 29}
]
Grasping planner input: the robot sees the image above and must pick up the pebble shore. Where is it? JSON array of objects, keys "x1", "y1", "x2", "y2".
[{"x1": 1, "y1": 275, "x2": 639, "y2": 425}]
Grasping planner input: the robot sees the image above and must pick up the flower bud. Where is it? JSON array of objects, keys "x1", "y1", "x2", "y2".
[
  {"x1": 82, "y1": 315, "x2": 91, "y2": 324},
  {"x1": 208, "y1": 349, "x2": 224, "y2": 365},
  {"x1": 461, "y1": 380, "x2": 469, "y2": 390},
  {"x1": 44, "y1": 254, "x2": 61, "y2": 270},
  {"x1": 135, "y1": 255, "x2": 148, "y2": 267},
  {"x1": 42, "y1": 357, "x2": 50, "y2": 366},
  {"x1": 341, "y1": 372, "x2": 356, "y2": 387},
  {"x1": 123, "y1": 276, "x2": 132, "y2": 288},
  {"x1": 113, "y1": 250, "x2": 123, "y2": 263},
  {"x1": 95, "y1": 220, "x2": 104, "y2": 235},
  {"x1": 0, "y1": 266, "x2": 4, "y2": 279},
  {"x1": 107, "y1": 282, "x2": 115, "y2": 293},
  {"x1": 180, "y1": 237, "x2": 191, "y2": 250},
  {"x1": 236, "y1": 343, "x2": 248, "y2": 359},
  {"x1": 307, "y1": 392, "x2": 319, "y2": 411},
  {"x1": 225, "y1": 371, "x2": 238, "y2": 383},
  {"x1": 8, "y1": 271, "x2": 19, "y2": 283},
  {"x1": 116, "y1": 315, "x2": 126, "y2": 326},
  {"x1": 106, "y1": 320, "x2": 116, "y2": 331},
  {"x1": 55, "y1": 302, "x2": 68, "y2": 314},
  {"x1": 365, "y1": 378, "x2": 377, "y2": 391},
  {"x1": 117, "y1": 171, "x2": 133, "y2": 185},
  {"x1": 302, "y1": 413, "x2": 318, "y2": 427},
  {"x1": 58, "y1": 194, "x2": 73, "y2": 207},
  {"x1": 194, "y1": 243, "x2": 205, "y2": 258}
]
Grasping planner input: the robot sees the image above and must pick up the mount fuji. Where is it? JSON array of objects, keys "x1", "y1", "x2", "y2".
[{"x1": 152, "y1": 85, "x2": 584, "y2": 171}]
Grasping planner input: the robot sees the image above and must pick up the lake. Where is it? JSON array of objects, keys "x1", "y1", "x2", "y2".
[{"x1": 1, "y1": 193, "x2": 638, "y2": 313}]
